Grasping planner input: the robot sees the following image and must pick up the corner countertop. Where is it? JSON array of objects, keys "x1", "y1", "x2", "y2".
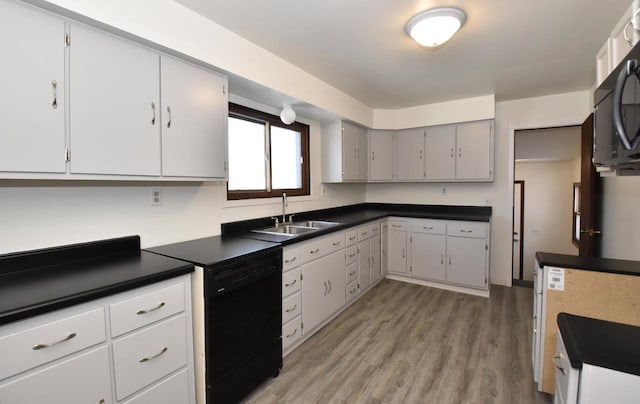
[
  {"x1": 536, "y1": 252, "x2": 640, "y2": 277},
  {"x1": 558, "y1": 312, "x2": 640, "y2": 376},
  {"x1": 223, "y1": 203, "x2": 492, "y2": 244},
  {"x1": 145, "y1": 236, "x2": 280, "y2": 268},
  {"x1": 0, "y1": 236, "x2": 194, "y2": 326}
]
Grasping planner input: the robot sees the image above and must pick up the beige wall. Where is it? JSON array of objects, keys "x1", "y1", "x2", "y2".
[{"x1": 515, "y1": 160, "x2": 580, "y2": 280}]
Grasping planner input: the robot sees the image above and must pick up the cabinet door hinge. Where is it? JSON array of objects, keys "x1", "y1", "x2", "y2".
[
  {"x1": 224, "y1": 160, "x2": 228, "y2": 172},
  {"x1": 64, "y1": 148, "x2": 70, "y2": 162},
  {"x1": 64, "y1": 33, "x2": 70, "y2": 47},
  {"x1": 300, "y1": 274, "x2": 303, "y2": 280}
]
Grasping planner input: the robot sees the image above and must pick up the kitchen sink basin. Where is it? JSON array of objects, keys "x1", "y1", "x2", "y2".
[
  {"x1": 252, "y1": 224, "x2": 319, "y2": 237},
  {"x1": 293, "y1": 220, "x2": 342, "y2": 228}
]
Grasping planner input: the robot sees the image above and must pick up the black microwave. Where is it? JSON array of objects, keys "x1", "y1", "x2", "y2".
[{"x1": 594, "y1": 40, "x2": 640, "y2": 173}]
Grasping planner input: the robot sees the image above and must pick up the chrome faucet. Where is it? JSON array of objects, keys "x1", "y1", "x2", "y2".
[{"x1": 282, "y1": 192, "x2": 287, "y2": 224}]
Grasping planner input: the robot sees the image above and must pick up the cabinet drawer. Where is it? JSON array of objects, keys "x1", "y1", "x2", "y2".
[
  {"x1": 282, "y1": 267, "x2": 301, "y2": 297},
  {"x1": 346, "y1": 280, "x2": 358, "y2": 303},
  {"x1": 123, "y1": 368, "x2": 189, "y2": 404},
  {"x1": 110, "y1": 282, "x2": 185, "y2": 337},
  {"x1": 447, "y1": 221, "x2": 487, "y2": 238},
  {"x1": 282, "y1": 292, "x2": 301, "y2": 324},
  {"x1": 369, "y1": 222, "x2": 381, "y2": 236},
  {"x1": 283, "y1": 247, "x2": 301, "y2": 271},
  {"x1": 0, "y1": 346, "x2": 112, "y2": 404},
  {"x1": 412, "y1": 219, "x2": 446, "y2": 234},
  {"x1": 282, "y1": 316, "x2": 302, "y2": 350},
  {"x1": 357, "y1": 226, "x2": 370, "y2": 240},
  {"x1": 302, "y1": 232, "x2": 345, "y2": 262},
  {"x1": 0, "y1": 307, "x2": 105, "y2": 380},
  {"x1": 345, "y1": 245, "x2": 358, "y2": 265},
  {"x1": 388, "y1": 220, "x2": 406, "y2": 231},
  {"x1": 112, "y1": 315, "x2": 188, "y2": 400},
  {"x1": 346, "y1": 262, "x2": 358, "y2": 284},
  {"x1": 345, "y1": 230, "x2": 358, "y2": 246}
]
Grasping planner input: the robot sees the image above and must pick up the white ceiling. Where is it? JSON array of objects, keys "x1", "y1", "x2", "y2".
[{"x1": 175, "y1": 0, "x2": 630, "y2": 109}]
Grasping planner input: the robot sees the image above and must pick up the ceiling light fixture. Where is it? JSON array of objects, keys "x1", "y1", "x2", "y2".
[
  {"x1": 405, "y1": 7, "x2": 466, "y2": 47},
  {"x1": 280, "y1": 104, "x2": 296, "y2": 125}
]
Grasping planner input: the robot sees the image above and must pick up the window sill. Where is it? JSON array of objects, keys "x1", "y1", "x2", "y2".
[{"x1": 221, "y1": 193, "x2": 314, "y2": 209}]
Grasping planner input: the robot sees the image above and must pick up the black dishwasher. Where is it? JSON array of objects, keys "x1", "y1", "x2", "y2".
[{"x1": 205, "y1": 248, "x2": 282, "y2": 403}]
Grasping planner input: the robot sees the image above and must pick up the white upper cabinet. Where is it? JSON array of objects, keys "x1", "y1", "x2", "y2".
[
  {"x1": 395, "y1": 128, "x2": 425, "y2": 181},
  {"x1": 0, "y1": 1, "x2": 65, "y2": 173},
  {"x1": 368, "y1": 130, "x2": 394, "y2": 181},
  {"x1": 160, "y1": 56, "x2": 227, "y2": 179},
  {"x1": 322, "y1": 121, "x2": 367, "y2": 182},
  {"x1": 425, "y1": 125, "x2": 456, "y2": 180},
  {"x1": 69, "y1": 24, "x2": 161, "y2": 176},
  {"x1": 610, "y1": 5, "x2": 635, "y2": 71},
  {"x1": 455, "y1": 120, "x2": 493, "y2": 181}
]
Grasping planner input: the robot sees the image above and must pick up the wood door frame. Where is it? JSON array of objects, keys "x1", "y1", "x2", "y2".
[
  {"x1": 513, "y1": 180, "x2": 525, "y2": 280},
  {"x1": 578, "y1": 114, "x2": 602, "y2": 256}
]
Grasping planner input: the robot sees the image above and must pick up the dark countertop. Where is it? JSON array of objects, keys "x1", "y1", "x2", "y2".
[
  {"x1": 223, "y1": 203, "x2": 492, "y2": 245},
  {"x1": 0, "y1": 236, "x2": 194, "y2": 326},
  {"x1": 536, "y1": 252, "x2": 640, "y2": 277},
  {"x1": 558, "y1": 313, "x2": 640, "y2": 376},
  {"x1": 145, "y1": 236, "x2": 280, "y2": 268}
]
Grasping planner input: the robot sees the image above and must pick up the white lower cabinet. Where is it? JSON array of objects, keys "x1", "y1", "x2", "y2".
[
  {"x1": 302, "y1": 250, "x2": 346, "y2": 334},
  {"x1": 0, "y1": 275, "x2": 195, "y2": 404},
  {"x1": 446, "y1": 236, "x2": 487, "y2": 288},
  {"x1": 0, "y1": 346, "x2": 112, "y2": 404},
  {"x1": 387, "y1": 220, "x2": 407, "y2": 274},
  {"x1": 281, "y1": 246, "x2": 302, "y2": 353},
  {"x1": 410, "y1": 232, "x2": 446, "y2": 281}
]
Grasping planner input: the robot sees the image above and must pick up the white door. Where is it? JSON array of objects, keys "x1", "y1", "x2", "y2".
[
  {"x1": 446, "y1": 236, "x2": 487, "y2": 289},
  {"x1": 411, "y1": 233, "x2": 446, "y2": 281},
  {"x1": 425, "y1": 125, "x2": 456, "y2": 180},
  {"x1": 160, "y1": 56, "x2": 227, "y2": 178},
  {"x1": 370, "y1": 235, "x2": 382, "y2": 283},
  {"x1": 0, "y1": 1, "x2": 66, "y2": 173},
  {"x1": 368, "y1": 131, "x2": 394, "y2": 181},
  {"x1": 341, "y1": 123, "x2": 359, "y2": 181},
  {"x1": 358, "y1": 239, "x2": 371, "y2": 291},
  {"x1": 456, "y1": 121, "x2": 492, "y2": 180},
  {"x1": 387, "y1": 230, "x2": 407, "y2": 273},
  {"x1": 396, "y1": 128, "x2": 424, "y2": 180},
  {"x1": 513, "y1": 181, "x2": 524, "y2": 280},
  {"x1": 69, "y1": 24, "x2": 161, "y2": 176}
]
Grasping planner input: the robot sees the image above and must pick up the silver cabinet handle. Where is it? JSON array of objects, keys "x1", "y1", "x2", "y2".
[
  {"x1": 372, "y1": 151, "x2": 375, "y2": 161},
  {"x1": 285, "y1": 279, "x2": 297, "y2": 287},
  {"x1": 348, "y1": 252, "x2": 357, "y2": 258},
  {"x1": 32, "y1": 332, "x2": 77, "y2": 350},
  {"x1": 553, "y1": 354, "x2": 566, "y2": 375},
  {"x1": 423, "y1": 226, "x2": 434, "y2": 230},
  {"x1": 51, "y1": 80, "x2": 58, "y2": 109},
  {"x1": 450, "y1": 147, "x2": 454, "y2": 158},
  {"x1": 458, "y1": 147, "x2": 462, "y2": 158},
  {"x1": 460, "y1": 229, "x2": 473, "y2": 233},
  {"x1": 166, "y1": 106, "x2": 172, "y2": 128},
  {"x1": 151, "y1": 102, "x2": 156, "y2": 125},
  {"x1": 284, "y1": 256, "x2": 297, "y2": 263},
  {"x1": 332, "y1": 241, "x2": 341, "y2": 246},
  {"x1": 349, "y1": 288, "x2": 356, "y2": 294},
  {"x1": 449, "y1": 254, "x2": 452, "y2": 265},
  {"x1": 392, "y1": 224, "x2": 402, "y2": 228},
  {"x1": 323, "y1": 281, "x2": 328, "y2": 296},
  {"x1": 136, "y1": 301, "x2": 165, "y2": 315},
  {"x1": 348, "y1": 270, "x2": 356, "y2": 276},
  {"x1": 440, "y1": 254, "x2": 444, "y2": 265},
  {"x1": 285, "y1": 328, "x2": 298, "y2": 338},
  {"x1": 371, "y1": 256, "x2": 375, "y2": 267},
  {"x1": 402, "y1": 248, "x2": 405, "y2": 258},
  {"x1": 327, "y1": 280, "x2": 332, "y2": 294},
  {"x1": 310, "y1": 248, "x2": 320, "y2": 254},
  {"x1": 348, "y1": 236, "x2": 356, "y2": 241},
  {"x1": 139, "y1": 346, "x2": 168, "y2": 363},
  {"x1": 285, "y1": 304, "x2": 297, "y2": 313},
  {"x1": 624, "y1": 19, "x2": 634, "y2": 46}
]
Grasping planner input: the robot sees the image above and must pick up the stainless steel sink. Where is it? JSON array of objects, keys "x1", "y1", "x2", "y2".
[
  {"x1": 293, "y1": 220, "x2": 342, "y2": 229},
  {"x1": 252, "y1": 224, "x2": 319, "y2": 237}
]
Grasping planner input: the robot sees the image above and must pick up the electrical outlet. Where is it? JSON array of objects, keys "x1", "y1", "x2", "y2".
[{"x1": 151, "y1": 188, "x2": 162, "y2": 206}]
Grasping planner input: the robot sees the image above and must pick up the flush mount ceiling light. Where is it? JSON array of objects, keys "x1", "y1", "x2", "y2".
[
  {"x1": 405, "y1": 7, "x2": 467, "y2": 47},
  {"x1": 280, "y1": 104, "x2": 296, "y2": 125}
]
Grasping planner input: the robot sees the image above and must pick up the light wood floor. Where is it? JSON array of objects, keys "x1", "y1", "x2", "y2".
[{"x1": 245, "y1": 279, "x2": 552, "y2": 404}]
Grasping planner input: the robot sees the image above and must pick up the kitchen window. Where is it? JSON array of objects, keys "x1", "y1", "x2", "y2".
[{"x1": 227, "y1": 103, "x2": 310, "y2": 200}]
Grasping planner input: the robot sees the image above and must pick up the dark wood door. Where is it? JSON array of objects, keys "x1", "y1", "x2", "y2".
[{"x1": 579, "y1": 114, "x2": 603, "y2": 256}]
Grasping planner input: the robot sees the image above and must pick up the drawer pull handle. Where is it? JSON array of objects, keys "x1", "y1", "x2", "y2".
[
  {"x1": 51, "y1": 80, "x2": 58, "y2": 109},
  {"x1": 423, "y1": 226, "x2": 433, "y2": 230},
  {"x1": 285, "y1": 304, "x2": 297, "y2": 313},
  {"x1": 349, "y1": 288, "x2": 356, "y2": 294},
  {"x1": 332, "y1": 241, "x2": 341, "y2": 246},
  {"x1": 284, "y1": 256, "x2": 297, "y2": 263},
  {"x1": 286, "y1": 328, "x2": 298, "y2": 338},
  {"x1": 460, "y1": 229, "x2": 473, "y2": 233},
  {"x1": 32, "y1": 332, "x2": 77, "y2": 350},
  {"x1": 553, "y1": 354, "x2": 566, "y2": 375},
  {"x1": 140, "y1": 346, "x2": 168, "y2": 363},
  {"x1": 348, "y1": 252, "x2": 357, "y2": 258},
  {"x1": 392, "y1": 224, "x2": 402, "y2": 228},
  {"x1": 136, "y1": 301, "x2": 166, "y2": 315},
  {"x1": 348, "y1": 270, "x2": 356, "y2": 276},
  {"x1": 285, "y1": 279, "x2": 297, "y2": 287},
  {"x1": 310, "y1": 248, "x2": 320, "y2": 254},
  {"x1": 348, "y1": 236, "x2": 356, "y2": 241}
]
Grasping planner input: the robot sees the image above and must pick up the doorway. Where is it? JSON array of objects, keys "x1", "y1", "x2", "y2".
[{"x1": 512, "y1": 125, "x2": 581, "y2": 284}]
